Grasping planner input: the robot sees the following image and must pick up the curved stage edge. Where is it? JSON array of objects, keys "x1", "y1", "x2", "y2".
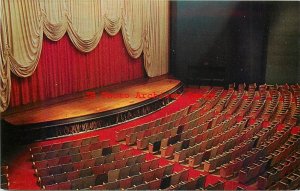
[{"x1": 1, "y1": 81, "x2": 184, "y2": 144}]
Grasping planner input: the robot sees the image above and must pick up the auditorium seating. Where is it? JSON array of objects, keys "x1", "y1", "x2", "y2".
[
  {"x1": 27, "y1": 83, "x2": 300, "y2": 190},
  {"x1": 257, "y1": 149, "x2": 300, "y2": 189},
  {"x1": 115, "y1": 83, "x2": 300, "y2": 189},
  {"x1": 30, "y1": 135, "x2": 209, "y2": 190}
]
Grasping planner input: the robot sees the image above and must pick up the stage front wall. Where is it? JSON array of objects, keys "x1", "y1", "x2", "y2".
[{"x1": 10, "y1": 32, "x2": 145, "y2": 107}]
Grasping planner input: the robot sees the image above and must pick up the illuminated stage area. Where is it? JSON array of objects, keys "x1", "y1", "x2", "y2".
[{"x1": 2, "y1": 78, "x2": 183, "y2": 142}]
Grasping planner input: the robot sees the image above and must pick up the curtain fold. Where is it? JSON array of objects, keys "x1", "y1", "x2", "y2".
[
  {"x1": 41, "y1": 0, "x2": 68, "y2": 41},
  {"x1": 103, "y1": 0, "x2": 123, "y2": 36},
  {"x1": 66, "y1": 0, "x2": 104, "y2": 52},
  {"x1": 121, "y1": 0, "x2": 144, "y2": 59},
  {"x1": 0, "y1": 0, "x2": 11, "y2": 111},
  {"x1": 0, "y1": 0, "x2": 169, "y2": 112},
  {"x1": 143, "y1": 0, "x2": 169, "y2": 77},
  {"x1": 5, "y1": 0, "x2": 44, "y2": 77}
]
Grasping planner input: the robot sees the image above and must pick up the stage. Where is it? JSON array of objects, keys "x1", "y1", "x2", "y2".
[{"x1": 1, "y1": 77, "x2": 183, "y2": 143}]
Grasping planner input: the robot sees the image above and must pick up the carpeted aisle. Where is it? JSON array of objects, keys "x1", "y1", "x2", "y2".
[{"x1": 7, "y1": 87, "x2": 249, "y2": 190}]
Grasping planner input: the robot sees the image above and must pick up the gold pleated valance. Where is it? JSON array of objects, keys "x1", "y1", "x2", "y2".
[{"x1": 0, "y1": 0, "x2": 169, "y2": 112}]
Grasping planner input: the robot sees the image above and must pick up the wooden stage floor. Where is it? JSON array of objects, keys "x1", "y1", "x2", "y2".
[{"x1": 3, "y1": 78, "x2": 181, "y2": 126}]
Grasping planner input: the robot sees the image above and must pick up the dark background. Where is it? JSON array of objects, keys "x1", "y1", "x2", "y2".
[{"x1": 170, "y1": 1, "x2": 300, "y2": 86}]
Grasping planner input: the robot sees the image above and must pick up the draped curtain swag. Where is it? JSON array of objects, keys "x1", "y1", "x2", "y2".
[{"x1": 0, "y1": 0, "x2": 169, "y2": 112}]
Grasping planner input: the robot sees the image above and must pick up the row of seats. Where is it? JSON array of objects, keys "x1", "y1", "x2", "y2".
[
  {"x1": 33, "y1": 144, "x2": 121, "y2": 170},
  {"x1": 30, "y1": 136, "x2": 100, "y2": 154}
]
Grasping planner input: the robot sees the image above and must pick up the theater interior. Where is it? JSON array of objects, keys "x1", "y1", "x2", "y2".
[{"x1": 1, "y1": 1, "x2": 300, "y2": 190}]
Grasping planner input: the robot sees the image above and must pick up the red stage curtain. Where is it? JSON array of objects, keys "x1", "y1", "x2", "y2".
[{"x1": 10, "y1": 32, "x2": 145, "y2": 107}]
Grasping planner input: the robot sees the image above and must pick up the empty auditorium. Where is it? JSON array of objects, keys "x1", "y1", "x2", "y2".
[{"x1": 1, "y1": 0, "x2": 300, "y2": 190}]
